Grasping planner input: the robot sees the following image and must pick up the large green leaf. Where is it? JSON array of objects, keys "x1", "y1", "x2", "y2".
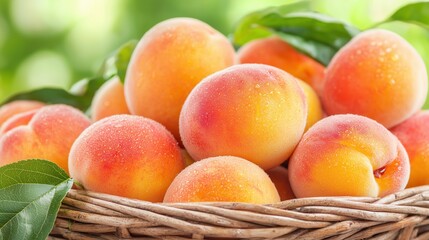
[
  {"x1": 384, "y1": 1, "x2": 429, "y2": 29},
  {"x1": 0, "y1": 160, "x2": 73, "y2": 240},
  {"x1": 232, "y1": 2, "x2": 360, "y2": 65},
  {"x1": 233, "y1": 1, "x2": 312, "y2": 45}
]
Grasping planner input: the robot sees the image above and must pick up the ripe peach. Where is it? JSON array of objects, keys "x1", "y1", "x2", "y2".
[
  {"x1": 163, "y1": 156, "x2": 280, "y2": 203},
  {"x1": 322, "y1": 29, "x2": 428, "y2": 128},
  {"x1": 68, "y1": 115, "x2": 185, "y2": 202},
  {"x1": 288, "y1": 114, "x2": 410, "y2": 198},
  {"x1": 266, "y1": 166, "x2": 295, "y2": 201},
  {"x1": 0, "y1": 100, "x2": 45, "y2": 127},
  {"x1": 0, "y1": 104, "x2": 91, "y2": 173},
  {"x1": 91, "y1": 77, "x2": 130, "y2": 121},
  {"x1": 0, "y1": 109, "x2": 38, "y2": 135},
  {"x1": 180, "y1": 64, "x2": 307, "y2": 170},
  {"x1": 125, "y1": 17, "x2": 235, "y2": 142},
  {"x1": 237, "y1": 36, "x2": 326, "y2": 95},
  {"x1": 390, "y1": 111, "x2": 429, "y2": 188},
  {"x1": 297, "y1": 80, "x2": 324, "y2": 132}
]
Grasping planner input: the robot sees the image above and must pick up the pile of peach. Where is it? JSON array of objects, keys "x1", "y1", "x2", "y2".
[{"x1": 1, "y1": 18, "x2": 428, "y2": 204}]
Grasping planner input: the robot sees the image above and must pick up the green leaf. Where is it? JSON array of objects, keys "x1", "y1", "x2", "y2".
[
  {"x1": 69, "y1": 75, "x2": 111, "y2": 108},
  {"x1": 97, "y1": 40, "x2": 138, "y2": 84},
  {"x1": 232, "y1": 2, "x2": 360, "y2": 65},
  {"x1": 0, "y1": 160, "x2": 73, "y2": 240},
  {"x1": 1, "y1": 75, "x2": 107, "y2": 112},
  {"x1": 383, "y1": 1, "x2": 429, "y2": 29},
  {"x1": 1, "y1": 88, "x2": 85, "y2": 110},
  {"x1": 233, "y1": 1, "x2": 312, "y2": 45},
  {"x1": 113, "y1": 40, "x2": 138, "y2": 83}
]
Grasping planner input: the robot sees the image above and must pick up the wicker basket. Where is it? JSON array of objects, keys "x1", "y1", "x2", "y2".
[{"x1": 48, "y1": 185, "x2": 429, "y2": 240}]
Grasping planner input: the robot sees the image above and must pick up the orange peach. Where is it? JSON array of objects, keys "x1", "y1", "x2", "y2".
[
  {"x1": 163, "y1": 156, "x2": 280, "y2": 203},
  {"x1": 125, "y1": 17, "x2": 235, "y2": 142},
  {"x1": 0, "y1": 104, "x2": 91, "y2": 173},
  {"x1": 322, "y1": 29, "x2": 428, "y2": 128},
  {"x1": 180, "y1": 148, "x2": 195, "y2": 167},
  {"x1": 91, "y1": 77, "x2": 130, "y2": 121},
  {"x1": 297, "y1": 80, "x2": 324, "y2": 132},
  {"x1": 0, "y1": 100, "x2": 45, "y2": 127},
  {"x1": 237, "y1": 36, "x2": 326, "y2": 95},
  {"x1": 68, "y1": 115, "x2": 185, "y2": 202},
  {"x1": 288, "y1": 114, "x2": 410, "y2": 198},
  {"x1": 266, "y1": 166, "x2": 295, "y2": 201},
  {"x1": 180, "y1": 64, "x2": 307, "y2": 170},
  {"x1": 390, "y1": 111, "x2": 429, "y2": 188}
]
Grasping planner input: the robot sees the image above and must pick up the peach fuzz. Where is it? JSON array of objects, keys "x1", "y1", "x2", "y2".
[
  {"x1": 297, "y1": 80, "x2": 324, "y2": 132},
  {"x1": 237, "y1": 36, "x2": 326, "y2": 95},
  {"x1": 163, "y1": 156, "x2": 280, "y2": 203},
  {"x1": 180, "y1": 64, "x2": 307, "y2": 170},
  {"x1": 68, "y1": 115, "x2": 185, "y2": 202},
  {"x1": 0, "y1": 109, "x2": 38, "y2": 135},
  {"x1": 125, "y1": 17, "x2": 235, "y2": 142},
  {"x1": 390, "y1": 111, "x2": 429, "y2": 188},
  {"x1": 288, "y1": 114, "x2": 410, "y2": 198},
  {"x1": 0, "y1": 100, "x2": 45, "y2": 127},
  {"x1": 266, "y1": 166, "x2": 295, "y2": 201},
  {"x1": 322, "y1": 29, "x2": 428, "y2": 128},
  {"x1": 0, "y1": 104, "x2": 91, "y2": 173},
  {"x1": 91, "y1": 77, "x2": 130, "y2": 121}
]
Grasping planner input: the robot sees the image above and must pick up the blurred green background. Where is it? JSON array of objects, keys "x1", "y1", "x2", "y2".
[{"x1": 0, "y1": 0, "x2": 428, "y2": 108}]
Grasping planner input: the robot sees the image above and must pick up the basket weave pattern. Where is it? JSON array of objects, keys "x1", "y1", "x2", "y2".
[{"x1": 48, "y1": 185, "x2": 429, "y2": 240}]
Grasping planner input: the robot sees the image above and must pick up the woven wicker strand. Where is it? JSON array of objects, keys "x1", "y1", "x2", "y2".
[{"x1": 48, "y1": 185, "x2": 429, "y2": 239}]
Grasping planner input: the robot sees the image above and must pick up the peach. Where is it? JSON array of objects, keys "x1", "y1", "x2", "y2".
[
  {"x1": 266, "y1": 166, "x2": 295, "y2": 201},
  {"x1": 125, "y1": 17, "x2": 235, "y2": 142},
  {"x1": 322, "y1": 29, "x2": 428, "y2": 128},
  {"x1": 0, "y1": 100, "x2": 45, "y2": 127},
  {"x1": 390, "y1": 111, "x2": 429, "y2": 188},
  {"x1": 68, "y1": 115, "x2": 185, "y2": 202},
  {"x1": 0, "y1": 109, "x2": 38, "y2": 135},
  {"x1": 91, "y1": 77, "x2": 130, "y2": 121},
  {"x1": 163, "y1": 156, "x2": 280, "y2": 203},
  {"x1": 237, "y1": 36, "x2": 326, "y2": 95},
  {"x1": 297, "y1": 80, "x2": 324, "y2": 132},
  {"x1": 0, "y1": 104, "x2": 91, "y2": 173},
  {"x1": 288, "y1": 114, "x2": 410, "y2": 198},
  {"x1": 180, "y1": 64, "x2": 307, "y2": 170},
  {"x1": 180, "y1": 148, "x2": 195, "y2": 167}
]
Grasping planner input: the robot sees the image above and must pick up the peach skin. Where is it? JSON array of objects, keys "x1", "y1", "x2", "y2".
[
  {"x1": 297, "y1": 80, "x2": 324, "y2": 132},
  {"x1": 266, "y1": 166, "x2": 296, "y2": 201},
  {"x1": 391, "y1": 111, "x2": 429, "y2": 188},
  {"x1": 0, "y1": 104, "x2": 91, "y2": 173},
  {"x1": 163, "y1": 156, "x2": 280, "y2": 203},
  {"x1": 0, "y1": 109, "x2": 38, "y2": 135},
  {"x1": 180, "y1": 63, "x2": 307, "y2": 170},
  {"x1": 288, "y1": 114, "x2": 410, "y2": 198},
  {"x1": 237, "y1": 36, "x2": 326, "y2": 95},
  {"x1": 68, "y1": 115, "x2": 185, "y2": 202},
  {"x1": 0, "y1": 100, "x2": 45, "y2": 127},
  {"x1": 91, "y1": 76, "x2": 130, "y2": 121},
  {"x1": 125, "y1": 17, "x2": 235, "y2": 142},
  {"x1": 180, "y1": 148, "x2": 195, "y2": 167},
  {"x1": 322, "y1": 29, "x2": 427, "y2": 128}
]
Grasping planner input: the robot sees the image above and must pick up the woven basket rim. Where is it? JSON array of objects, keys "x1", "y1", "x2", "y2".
[{"x1": 48, "y1": 185, "x2": 429, "y2": 240}]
